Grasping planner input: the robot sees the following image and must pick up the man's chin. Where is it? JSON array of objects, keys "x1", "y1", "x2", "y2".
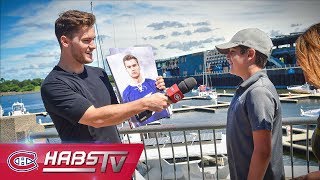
[{"x1": 84, "y1": 59, "x2": 94, "y2": 64}]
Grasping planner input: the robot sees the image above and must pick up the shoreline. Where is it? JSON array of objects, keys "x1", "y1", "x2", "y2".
[
  {"x1": 0, "y1": 90, "x2": 40, "y2": 97},
  {"x1": 0, "y1": 88, "x2": 290, "y2": 96}
]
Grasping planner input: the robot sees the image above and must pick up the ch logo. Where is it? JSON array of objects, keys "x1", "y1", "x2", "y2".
[
  {"x1": 174, "y1": 94, "x2": 182, "y2": 101},
  {"x1": 7, "y1": 150, "x2": 38, "y2": 172}
]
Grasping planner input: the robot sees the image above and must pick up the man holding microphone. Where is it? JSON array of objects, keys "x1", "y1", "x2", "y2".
[{"x1": 41, "y1": 10, "x2": 170, "y2": 143}]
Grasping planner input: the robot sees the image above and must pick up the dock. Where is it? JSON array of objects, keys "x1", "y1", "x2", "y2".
[
  {"x1": 216, "y1": 92, "x2": 320, "y2": 103},
  {"x1": 173, "y1": 101, "x2": 230, "y2": 113},
  {"x1": 282, "y1": 131, "x2": 314, "y2": 154},
  {"x1": 182, "y1": 96, "x2": 210, "y2": 100},
  {"x1": 32, "y1": 112, "x2": 48, "y2": 116}
]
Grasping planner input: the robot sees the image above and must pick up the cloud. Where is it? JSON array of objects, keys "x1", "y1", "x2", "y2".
[
  {"x1": 2, "y1": 0, "x2": 320, "y2": 80},
  {"x1": 19, "y1": 22, "x2": 53, "y2": 30},
  {"x1": 269, "y1": 30, "x2": 283, "y2": 37},
  {"x1": 194, "y1": 27, "x2": 213, "y2": 33},
  {"x1": 164, "y1": 37, "x2": 224, "y2": 51},
  {"x1": 153, "y1": 35, "x2": 167, "y2": 40},
  {"x1": 24, "y1": 51, "x2": 59, "y2": 58},
  {"x1": 171, "y1": 31, "x2": 181, "y2": 36},
  {"x1": 98, "y1": 35, "x2": 112, "y2": 41},
  {"x1": 143, "y1": 34, "x2": 167, "y2": 40},
  {"x1": 192, "y1": 21, "x2": 210, "y2": 26},
  {"x1": 2, "y1": 61, "x2": 56, "y2": 81},
  {"x1": 134, "y1": 44, "x2": 158, "y2": 50},
  {"x1": 147, "y1": 21, "x2": 185, "y2": 30},
  {"x1": 171, "y1": 30, "x2": 192, "y2": 37},
  {"x1": 290, "y1": 23, "x2": 302, "y2": 27}
]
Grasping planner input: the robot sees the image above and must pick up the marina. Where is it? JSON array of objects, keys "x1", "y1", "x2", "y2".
[
  {"x1": 1, "y1": 1, "x2": 319, "y2": 179},
  {"x1": 0, "y1": 91, "x2": 319, "y2": 179},
  {"x1": 1, "y1": 21, "x2": 319, "y2": 180}
]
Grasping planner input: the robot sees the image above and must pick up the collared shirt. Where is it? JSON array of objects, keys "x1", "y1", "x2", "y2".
[{"x1": 226, "y1": 70, "x2": 284, "y2": 180}]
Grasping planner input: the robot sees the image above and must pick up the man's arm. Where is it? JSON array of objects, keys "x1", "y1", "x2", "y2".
[
  {"x1": 247, "y1": 130, "x2": 272, "y2": 180},
  {"x1": 79, "y1": 92, "x2": 169, "y2": 128},
  {"x1": 81, "y1": 76, "x2": 167, "y2": 128}
]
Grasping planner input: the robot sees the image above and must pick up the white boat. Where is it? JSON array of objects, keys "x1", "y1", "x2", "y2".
[
  {"x1": 287, "y1": 83, "x2": 320, "y2": 94},
  {"x1": 8, "y1": 102, "x2": 29, "y2": 116},
  {"x1": 300, "y1": 108, "x2": 320, "y2": 117},
  {"x1": 0, "y1": 105, "x2": 3, "y2": 117},
  {"x1": 198, "y1": 56, "x2": 218, "y2": 104},
  {"x1": 191, "y1": 88, "x2": 198, "y2": 94},
  {"x1": 198, "y1": 85, "x2": 218, "y2": 105}
]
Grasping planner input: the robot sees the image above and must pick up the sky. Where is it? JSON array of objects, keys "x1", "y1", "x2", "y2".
[{"x1": 1, "y1": 0, "x2": 319, "y2": 81}]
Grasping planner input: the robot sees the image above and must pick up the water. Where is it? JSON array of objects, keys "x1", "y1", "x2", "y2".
[
  {"x1": 1, "y1": 91, "x2": 319, "y2": 166},
  {"x1": 0, "y1": 92, "x2": 51, "y2": 123}
]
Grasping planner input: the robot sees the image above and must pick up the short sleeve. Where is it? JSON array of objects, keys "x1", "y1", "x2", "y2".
[
  {"x1": 100, "y1": 70, "x2": 118, "y2": 105},
  {"x1": 246, "y1": 87, "x2": 275, "y2": 131},
  {"x1": 41, "y1": 80, "x2": 92, "y2": 125}
]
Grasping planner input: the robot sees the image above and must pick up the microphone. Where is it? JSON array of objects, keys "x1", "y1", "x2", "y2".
[
  {"x1": 166, "y1": 77, "x2": 197, "y2": 103},
  {"x1": 135, "y1": 77, "x2": 197, "y2": 122}
]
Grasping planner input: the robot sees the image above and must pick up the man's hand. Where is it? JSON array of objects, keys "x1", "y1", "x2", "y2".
[
  {"x1": 143, "y1": 92, "x2": 169, "y2": 112},
  {"x1": 155, "y1": 76, "x2": 166, "y2": 90}
]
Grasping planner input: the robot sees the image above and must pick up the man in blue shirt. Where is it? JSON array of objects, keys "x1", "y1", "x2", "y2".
[{"x1": 122, "y1": 54, "x2": 170, "y2": 127}]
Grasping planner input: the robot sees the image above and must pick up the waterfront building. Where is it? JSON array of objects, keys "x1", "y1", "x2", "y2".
[{"x1": 156, "y1": 32, "x2": 305, "y2": 88}]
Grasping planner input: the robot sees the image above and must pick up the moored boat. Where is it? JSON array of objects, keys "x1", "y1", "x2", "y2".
[
  {"x1": 8, "y1": 102, "x2": 29, "y2": 116},
  {"x1": 300, "y1": 108, "x2": 320, "y2": 117},
  {"x1": 0, "y1": 105, "x2": 3, "y2": 117},
  {"x1": 287, "y1": 83, "x2": 320, "y2": 94}
]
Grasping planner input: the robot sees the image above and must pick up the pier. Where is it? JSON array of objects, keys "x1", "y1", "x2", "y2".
[
  {"x1": 32, "y1": 112, "x2": 48, "y2": 116},
  {"x1": 215, "y1": 92, "x2": 320, "y2": 103}
]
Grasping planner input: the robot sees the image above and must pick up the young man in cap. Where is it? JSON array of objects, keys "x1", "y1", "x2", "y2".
[{"x1": 216, "y1": 28, "x2": 284, "y2": 180}]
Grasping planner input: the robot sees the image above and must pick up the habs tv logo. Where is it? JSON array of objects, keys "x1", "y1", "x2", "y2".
[
  {"x1": 7, "y1": 150, "x2": 38, "y2": 172},
  {"x1": 1, "y1": 144, "x2": 143, "y2": 179},
  {"x1": 6, "y1": 150, "x2": 129, "y2": 173}
]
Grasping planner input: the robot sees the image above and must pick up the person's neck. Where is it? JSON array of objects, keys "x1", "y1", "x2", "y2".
[
  {"x1": 241, "y1": 65, "x2": 262, "y2": 81},
  {"x1": 132, "y1": 76, "x2": 143, "y2": 84},
  {"x1": 58, "y1": 55, "x2": 84, "y2": 74}
]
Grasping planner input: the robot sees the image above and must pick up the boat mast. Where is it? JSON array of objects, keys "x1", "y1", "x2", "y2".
[
  {"x1": 204, "y1": 51, "x2": 208, "y2": 86},
  {"x1": 90, "y1": 2, "x2": 106, "y2": 70}
]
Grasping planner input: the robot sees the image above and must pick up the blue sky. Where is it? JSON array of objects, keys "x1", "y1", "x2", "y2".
[{"x1": 1, "y1": 0, "x2": 319, "y2": 81}]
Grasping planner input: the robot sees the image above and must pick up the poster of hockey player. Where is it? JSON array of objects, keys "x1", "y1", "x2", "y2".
[{"x1": 107, "y1": 46, "x2": 171, "y2": 128}]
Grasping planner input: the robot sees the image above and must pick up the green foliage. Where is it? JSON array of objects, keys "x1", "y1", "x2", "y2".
[
  {"x1": 108, "y1": 75, "x2": 115, "y2": 83},
  {"x1": 0, "y1": 78, "x2": 43, "y2": 92}
]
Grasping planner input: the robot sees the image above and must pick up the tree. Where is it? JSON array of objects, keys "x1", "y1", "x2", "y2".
[{"x1": 0, "y1": 78, "x2": 44, "y2": 93}]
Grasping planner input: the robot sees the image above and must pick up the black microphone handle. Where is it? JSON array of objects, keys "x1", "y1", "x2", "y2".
[
  {"x1": 135, "y1": 110, "x2": 153, "y2": 122},
  {"x1": 135, "y1": 89, "x2": 166, "y2": 123},
  {"x1": 134, "y1": 77, "x2": 197, "y2": 123}
]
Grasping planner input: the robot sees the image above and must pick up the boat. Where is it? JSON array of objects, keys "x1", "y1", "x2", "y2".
[
  {"x1": 191, "y1": 88, "x2": 198, "y2": 94},
  {"x1": 198, "y1": 85, "x2": 218, "y2": 101},
  {"x1": 300, "y1": 108, "x2": 320, "y2": 117},
  {"x1": 287, "y1": 83, "x2": 320, "y2": 94},
  {"x1": 8, "y1": 102, "x2": 29, "y2": 116},
  {"x1": 0, "y1": 105, "x2": 3, "y2": 117},
  {"x1": 198, "y1": 58, "x2": 218, "y2": 104}
]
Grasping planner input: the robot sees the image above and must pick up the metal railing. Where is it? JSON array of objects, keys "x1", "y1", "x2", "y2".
[{"x1": 29, "y1": 116, "x2": 319, "y2": 179}]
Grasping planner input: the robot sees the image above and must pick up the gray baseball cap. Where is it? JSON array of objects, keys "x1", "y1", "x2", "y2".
[{"x1": 215, "y1": 28, "x2": 273, "y2": 57}]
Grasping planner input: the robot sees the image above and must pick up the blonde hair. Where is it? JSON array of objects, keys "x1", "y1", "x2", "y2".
[{"x1": 296, "y1": 23, "x2": 320, "y2": 88}]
